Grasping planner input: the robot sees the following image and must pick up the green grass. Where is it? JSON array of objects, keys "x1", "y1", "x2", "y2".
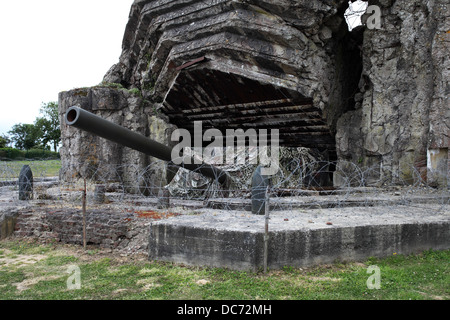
[
  {"x1": 0, "y1": 240, "x2": 448, "y2": 300},
  {"x1": 0, "y1": 160, "x2": 61, "y2": 180}
]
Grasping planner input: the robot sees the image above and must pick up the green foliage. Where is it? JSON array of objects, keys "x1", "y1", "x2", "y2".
[
  {"x1": 5, "y1": 102, "x2": 60, "y2": 152},
  {"x1": 34, "y1": 102, "x2": 61, "y2": 152},
  {"x1": 8, "y1": 123, "x2": 41, "y2": 150},
  {"x1": 97, "y1": 81, "x2": 143, "y2": 97},
  {"x1": 143, "y1": 73, "x2": 157, "y2": 93},
  {"x1": 127, "y1": 88, "x2": 142, "y2": 96},
  {"x1": 97, "y1": 81, "x2": 124, "y2": 89},
  {"x1": 24, "y1": 148, "x2": 60, "y2": 160},
  {"x1": 0, "y1": 148, "x2": 24, "y2": 159},
  {"x1": 0, "y1": 148, "x2": 59, "y2": 160},
  {"x1": 0, "y1": 135, "x2": 10, "y2": 148}
]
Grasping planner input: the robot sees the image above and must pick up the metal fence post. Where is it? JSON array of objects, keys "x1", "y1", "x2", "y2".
[{"x1": 264, "y1": 186, "x2": 270, "y2": 273}]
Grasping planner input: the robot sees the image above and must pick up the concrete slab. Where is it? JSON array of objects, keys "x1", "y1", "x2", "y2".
[{"x1": 149, "y1": 204, "x2": 450, "y2": 270}]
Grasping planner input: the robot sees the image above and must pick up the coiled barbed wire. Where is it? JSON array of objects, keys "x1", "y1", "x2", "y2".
[{"x1": 0, "y1": 155, "x2": 448, "y2": 214}]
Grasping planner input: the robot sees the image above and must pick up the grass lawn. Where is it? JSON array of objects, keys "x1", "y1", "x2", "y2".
[
  {"x1": 0, "y1": 160, "x2": 61, "y2": 180},
  {"x1": 0, "y1": 239, "x2": 448, "y2": 300}
]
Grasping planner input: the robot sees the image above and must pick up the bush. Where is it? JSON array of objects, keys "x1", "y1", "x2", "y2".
[
  {"x1": 0, "y1": 148, "x2": 25, "y2": 160},
  {"x1": 0, "y1": 148, "x2": 60, "y2": 160},
  {"x1": 25, "y1": 149, "x2": 60, "y2": 160}
]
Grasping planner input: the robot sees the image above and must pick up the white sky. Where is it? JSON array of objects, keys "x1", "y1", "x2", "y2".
[{"x1": 0, "y1": 0, "x2": 134, "y2": 136}]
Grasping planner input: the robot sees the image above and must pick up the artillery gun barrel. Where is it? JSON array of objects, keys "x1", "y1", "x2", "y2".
[{"x1": 65, "y1": 106, "x2": 229, "y2": 186}]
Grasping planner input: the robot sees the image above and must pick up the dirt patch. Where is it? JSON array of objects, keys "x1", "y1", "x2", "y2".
[
  {"x1": 13, "y1": 275, "x2": 62, "y2": 292},
  {"x1": 309, "y1": 276, "x2": 342, "y2": 282},
  {"x1": 0, "y1": 250, "x2": 47, "y2": 268},
  {"x1": 128, "y1": 209, "x2": 181, "y2": 220},
  {"x1": 44, "y1": 243, "x2": 148, "y2": 264},
  {"x1": 415, "y1": 289, "x2": 446, "y2": 300},
  {"x1": 196, "y1": 279, "x2": 210, "y2": 286},
  {"x1": 136, "y1": 277, "x2": 162, "y2": 290}
]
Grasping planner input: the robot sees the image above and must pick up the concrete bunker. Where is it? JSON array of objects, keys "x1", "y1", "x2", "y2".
[
  {"x1": 59, "y1": 4, "x2": 376, "y2": 212},
  {"x1": 51, "y1": 0, "x2": 450, "y2": 270},
  {"x1": 60, "y1": 0, "x2": 449, "y2": 190},
  {"x1": 60, "y1": 0, "x2": 371, "y2": 190}
]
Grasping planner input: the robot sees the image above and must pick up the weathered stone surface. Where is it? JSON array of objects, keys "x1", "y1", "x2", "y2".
[
  {"x1": 336, "y1": 0, "x2": 449, "y2": 185},
  {"x1": 0, "y1": 211, "x2": 19, "y2": 240},
  {"x1": 60, "y1": 0, "x2": 449, "y2": 188},
  {"x1": 102, "y1": 0, "x2": 361, "y2": 151},
  {"x1": 59, "y1": 86, "x2": 176, "y2": 191},
  {"x1": 12, "y1": 208, "x2": 150, "y2": 253}
]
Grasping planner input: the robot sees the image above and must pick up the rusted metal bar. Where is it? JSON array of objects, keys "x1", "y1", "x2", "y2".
[{"x1": 176, "y1": 56, "x2": 206, "y2": 71}]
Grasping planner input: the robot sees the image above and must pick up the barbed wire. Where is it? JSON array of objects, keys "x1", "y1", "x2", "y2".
[{"x1": 1, "y1": 156, "x2": 448, "y2": 215}]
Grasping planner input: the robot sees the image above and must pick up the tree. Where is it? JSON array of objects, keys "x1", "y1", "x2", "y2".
[
  {"x1": 34, "y1": 102, "x2": 61, "y2": 151},
  {"x1": 0, "y1": 134, "x2": 11, "y2": 148},
  {"x1": 8, "y1": 123, "x2": 41, "y2": 150}
]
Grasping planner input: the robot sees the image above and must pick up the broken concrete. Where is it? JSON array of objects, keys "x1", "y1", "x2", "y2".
[
  {"x1": 336, "y1": 0, "x2": 450, "y2": 185},
  {"x1": 60, "y1": 0, "x2": 449, "y2": 188},
  {"x1": 0, "y1": 211, "x2": 20, "y2": 240},
  {"x1": 1, "y1": 175, "x2": 448, "y2": 268}
]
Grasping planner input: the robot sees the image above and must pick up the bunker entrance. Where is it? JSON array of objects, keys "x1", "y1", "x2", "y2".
[{"x1": 161, "y1": 67, "x2": 336, "y2": 154}]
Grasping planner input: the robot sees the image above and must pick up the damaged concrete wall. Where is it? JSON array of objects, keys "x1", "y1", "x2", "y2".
[
  {"x1": 59, "y1": 86, "x2": 176, "y2": 191},
  {"x1": 102, "y1": 0, "x2": 360, "y2": 150},
  {"x1": 13, "y1": 208, "x2": 150, "y2": 253},
  {"x1": 336, "y1": 0, "x2": 449, "y2": 186},
  {"x1": 59, "y1": 0, "x2": 449, "y2": 188}
]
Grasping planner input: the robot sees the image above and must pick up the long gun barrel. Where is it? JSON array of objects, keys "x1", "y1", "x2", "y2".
[{"x1": 65, "y1": 106, "x2": 229, "y2": 186}]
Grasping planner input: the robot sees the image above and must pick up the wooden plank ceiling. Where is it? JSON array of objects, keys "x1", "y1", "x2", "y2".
[{"x1": 162, "y1": 67, "x2": 335, "y2": 150}]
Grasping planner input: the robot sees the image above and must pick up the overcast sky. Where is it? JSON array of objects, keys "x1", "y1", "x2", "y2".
[{"x1": 0, "y1": 0, "x2": 134, "y2": 136}]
